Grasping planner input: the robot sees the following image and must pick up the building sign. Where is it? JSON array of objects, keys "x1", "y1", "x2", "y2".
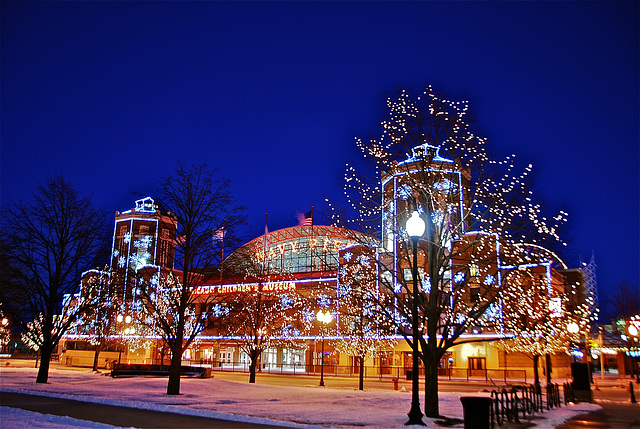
[
  {"x1": 192, "y1": 281, "x2": 297, "y2": 295},
  {"x1": 549, "y1": 297, "x2": 563, "y2": 318}
]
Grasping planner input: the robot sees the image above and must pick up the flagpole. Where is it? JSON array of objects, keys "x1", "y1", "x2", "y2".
[
  {"x1": 263, "y1": 212, "x2": 268, "y2": 276},
  {"x1": 310, "y1": 205, "x2": 314, "y2": 271},
  {"x1": 219, "y1": 220, "x2": 225, "y2": 282}
]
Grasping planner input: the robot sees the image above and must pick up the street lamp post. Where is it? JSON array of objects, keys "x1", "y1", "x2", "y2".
[
  {"x1": 568, "y1": 321, "x2": 580, "y2": 360},
  {"x1": 406, "y1": 210, "x2": 426, "y2": 426},
  {"x1": 568, "y1": 321, "x2": 580, "y2": 362},
  {"x1": 627, "y1": 322, "x2": 639, "y2": 382},
  {"x1": 599, "y1": 328, "x2": 605, "y2": 382},
  {"x1": 317, "y1": 310, "x2": 332, "y2": 387}
]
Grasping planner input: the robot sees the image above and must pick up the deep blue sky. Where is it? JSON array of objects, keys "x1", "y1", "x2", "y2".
[{"x1": 2, "y1": 1, "x2": 638, "y2": 315}]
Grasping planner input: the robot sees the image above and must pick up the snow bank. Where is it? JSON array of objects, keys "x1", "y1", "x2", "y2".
[{"x1": 0, "y1": 364, "x2": 600, "y2": 428}]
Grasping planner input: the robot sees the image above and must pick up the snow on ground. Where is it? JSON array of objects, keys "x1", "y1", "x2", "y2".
[
  {"x1": 0, "y1": 406, "x2": 129, "y2": 429},
  {"x1": 0, "y1": 363, "x2": 600, "y2": 428}
]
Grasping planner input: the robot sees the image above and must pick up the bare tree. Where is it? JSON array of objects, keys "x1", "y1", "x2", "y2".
[
  {"x1": 604, "y1": 281, "x2": 640, "y2": 320},
  {"x1": 330, "y1": 86, "x2": 567, "y2": 418},
  {"x1": 143, "y1": 162, "x2": 245, "y2": 395},
  {"x1": 1, "y1": 176, "x2": 108, "y2": 383}
]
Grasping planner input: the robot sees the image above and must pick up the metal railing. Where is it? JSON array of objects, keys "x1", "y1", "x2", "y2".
[
  {"x1": 489, "y1": 383, "x2": 563, "y2": 427},
  {"x1": 201, "y1": 360, "x2": 528, "y2": 383},
  {"x1": 547, "y1": 382, "x2": 561, "y2": 409},
  {"x1": 439, "y1": 367, "x2": 527, "y2": 383},
  {"x1": 563, "y1": 381, "x2": 575, "y2": 404}
]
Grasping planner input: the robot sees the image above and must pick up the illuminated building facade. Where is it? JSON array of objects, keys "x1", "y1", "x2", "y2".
[
  {"x1": 62, "y1": 147, "x2": 594, "y2": 381},
  {"x1": 110, "y1": 197, "x2": 177, "y2": 308}
]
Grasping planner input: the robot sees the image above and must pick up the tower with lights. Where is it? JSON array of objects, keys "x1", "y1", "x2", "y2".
[
  {"x1": 110, "y1": 197, "x2": 177, "y2": 304},
  {"x1": 381, "y1": 144, "x2": 471, "y2": 252}
]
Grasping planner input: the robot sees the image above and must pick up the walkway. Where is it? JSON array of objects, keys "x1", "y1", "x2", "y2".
[{"x1": 0, "y1": 391, "x2": 292, "y2": 428}]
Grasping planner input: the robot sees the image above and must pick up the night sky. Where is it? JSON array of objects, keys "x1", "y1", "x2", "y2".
[{"x1": 2, "y1": 1, "x2": 638, "y2": 316}]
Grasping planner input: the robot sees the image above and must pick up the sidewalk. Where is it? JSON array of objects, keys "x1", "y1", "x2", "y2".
[
  {"x1": 0, "y1": 391, "x2": 294, "y2": 428},
  {"x1": 557, "y1": 400, "x2": 640, "y2": 429}
]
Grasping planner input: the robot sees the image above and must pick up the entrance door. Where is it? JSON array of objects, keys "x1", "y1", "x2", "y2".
[{"x1": 468, "y1": 357, "x2": 486, "y2": 376}]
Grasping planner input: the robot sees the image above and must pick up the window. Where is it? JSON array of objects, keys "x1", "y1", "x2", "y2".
[
  {"x1": 469, "y1": 263, "x2": 479, "y2": 277},
  {"x1": 139, "y1": 225, "x2": 149, "y2": 234},
  {"x1": 470, "y1": 286, "x2": 480, "y2": 302},
  {"x1": 404, "y1": 268, "x2": 425, "y2": 281}
]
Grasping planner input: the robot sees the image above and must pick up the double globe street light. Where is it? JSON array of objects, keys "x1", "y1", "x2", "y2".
[{"x1": 406, "y1": 210, "x2": 426, "y2": 426}]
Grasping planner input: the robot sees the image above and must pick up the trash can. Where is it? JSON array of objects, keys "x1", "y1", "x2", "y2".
[
  {"x1": 406, "y1": 370, "x2": 413, "y2": 380},
  {"x1": 460, "y1": 396, "x2": 493, "y2": 429},
  {"x1": 571, "y1": 362, "x2": 593, "y2": 402},
  {"x1": 392, "y1": 377, "x2": 399, "y2": 390}
]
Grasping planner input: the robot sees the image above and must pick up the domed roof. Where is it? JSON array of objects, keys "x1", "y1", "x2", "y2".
[{"x1": 225, "y1": 225, "x2": 371, "y2": 275}]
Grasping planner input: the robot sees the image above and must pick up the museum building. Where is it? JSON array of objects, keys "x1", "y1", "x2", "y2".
[{"x1": 61, "y1": 145, "x2": 593, "y2": 381}]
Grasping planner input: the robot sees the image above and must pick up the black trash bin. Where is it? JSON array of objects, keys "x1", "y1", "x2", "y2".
[
  {"x1": 405, "y1": 369, "x2": 413, "y2": 380},
  {"x1": 571, "y1": 362, "x2": 593, "y2": 402},
  {"x1": 460, "y1": 396, "x2": 493, "y2": 429}
]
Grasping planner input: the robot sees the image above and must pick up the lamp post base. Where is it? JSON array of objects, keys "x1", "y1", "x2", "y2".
[{"x1": 405, "y1": 405, "x2": 425, "y2": 426}]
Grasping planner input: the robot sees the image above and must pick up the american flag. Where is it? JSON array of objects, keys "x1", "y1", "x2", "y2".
[
  {"x1": 264, "y1": 213, "x2": 270, "y2": 251},
  {"x1": 298, "y1": 209, "x2": 313, "y2": 227},
  {"x1": 212, "y1": 227, "x2": 225, "y2": 241}
]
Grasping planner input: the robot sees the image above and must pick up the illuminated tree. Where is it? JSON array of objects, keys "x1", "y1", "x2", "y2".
[
  {"x1": 142, "y1": 162, "x2": 245, "y2": 395},
  {"x1": 336, "y1": 246, "x2": 396, "y2": 390},
  {"x1": 1, "y1": 176, "x2": 108, "y2": 383},
  {"x1": 222, "y1": 247, "x2": 309, "y2": 384},
  {"x1": 0, "y1": 308, "x2": 9, "y2": 353},
  {"x1": 70, "y1": 269, "x2": 122, "y2": 371},
  {"x1": 21, "y1": 292, "x2": 92, "y2": 367},
  {"x1": 138, "y1": 270, "x2": 224, "y2": 368},
  {"x1": 499, "y1": 267, "x2": 591, "y2": 386},
  {"x1": 329, "y1": 85, "x2": 567, "y2": 418}
]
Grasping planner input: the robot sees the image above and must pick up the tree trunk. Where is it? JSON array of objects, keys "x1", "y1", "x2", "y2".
[
  {"x1": 545, "y1": 353, "x2": 552, "y2": 385},
  {"x1": 167, "y1": 300, "x2": 187, "y2": 395},
  {"x1": 249, "y1": 349, "x2": 259, "y2": 384},
  {"x1": 533, "y1": 354, "x2": 540, "y2": 388},
  {"x1": 166, "y1": 346, "x2": 183, "y2": 395},
  {"x1": 36, "y1": 344, "x2": 52, "y2": 384},
  {"x1": 358, "y1": 356, "x2": 364, "y2": 391},
  {"x1": 424, "y1": 355, "x2": 439, "y2": 418},
  {"x1": 92, "y1": 345, "x2": 102, "y2": 372}
]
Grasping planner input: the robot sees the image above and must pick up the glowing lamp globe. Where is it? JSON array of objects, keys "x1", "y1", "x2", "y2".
[
  {"x1": 629, "y1": 325, "x2": 638, "y2": 337},
  {"x1": 406, "y1": 211, "x2": 425, "y2": 238},
  {"x1": 317, "y1": 310, "x2": 332, "y2": 323},
  {"x1": 567, "y1": 322, "x2": 580, "y2": 334}
]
